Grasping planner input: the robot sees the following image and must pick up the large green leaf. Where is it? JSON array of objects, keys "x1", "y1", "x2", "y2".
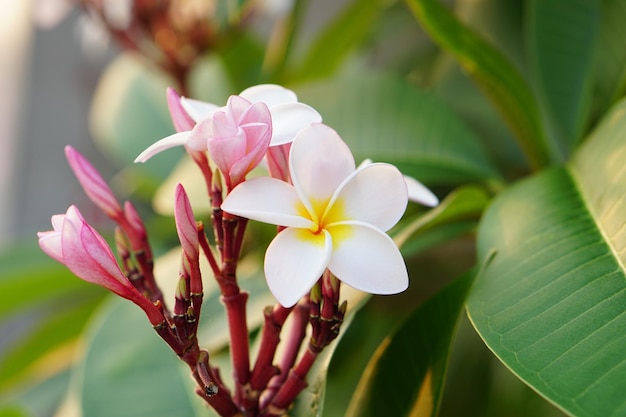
[
  {"x1": 297, "y1": 73, "x2": 501, "y2": 186},
  {"x1": 0, "y1": 298, "x2": 102, "y2": 388},
  {"x1": 0, "y1": 245, "x2": 102, "y2": 318},
  {"x1": 406, "y1": 0, "x2": 559, "y2": 170},
  {"x1": 394, "y1": 185, "x2": 491, "y2": 253},
  {"x1": 76, "y1": 297, "x2": 202, "y2": 417},
  {"x1": 468, "y1": 99, "x2": 626, "y2": 416},
  {"x1": 291, "y1": 0, "x2": 393, "y2": 81},
  {"x1": 527, "y1": 0, "x2": 599, "y2": 150},
  {"x1": 589, "y1": 0, "x2": 626, "y2": 125},
  {"x1": 345, "y1": 267, "x2": 477, "y2": 417}
]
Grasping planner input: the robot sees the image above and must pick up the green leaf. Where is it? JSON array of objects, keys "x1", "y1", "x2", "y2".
[
  {"x1": 0, "y1": 244, "x2": 103, "y2": 319},
  {"x1": 0, "y1": 371, "x2": 72, "y2": 417},
  {"x1": 296, "y1": 73, "x2": 501, "y2": 186},
  {"x1": 0, "y1": 407, "x2": 28, "y2": 417},
  {"x1": 292, "y1": 0, "x2": 393, "y2": 81},
  {"x1": 394, "y1": 185, "x2": 491, "y2": 250},
  {"x1": 0, "y1": 298, "x2": 102, "y2": 388},
  {"x1": 468, "y1": 99, "x2": 626, "y2": 416},
  {"x1": 345, "y1": 267, "x2": 478, "y2": 417},
  {"x1": 589, "y1": 0, "x2": 626, "y2": 124},
  {"x1": 406, "y1": 0, "x2": 559, "y2": 170},
  {"x1": 527, "y1": 0, "x2": 599, "y2": 150},
  {"x1": 77, "y1": 298, "x2": 201, "y2": 417}
]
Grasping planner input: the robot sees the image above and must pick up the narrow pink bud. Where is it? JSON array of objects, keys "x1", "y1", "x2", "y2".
[
  {"x1": 65, "y1": 146, "x2": 123, "y2": 219},
  {"x1": 174, "y1": 184, "x2": 202, "y2": 294},
  {"x1": 174, "y1": 184, "x2": 199, "y2": 260},
  {"x1": 166, "y1": 87, "x2": 196, "y2": 132},
  {"x1": 38, "y1": 205, "x2": 164, "y2": 325},
  {"x1": 122, "y1": 201, "x2": 148, "y2": 249}
]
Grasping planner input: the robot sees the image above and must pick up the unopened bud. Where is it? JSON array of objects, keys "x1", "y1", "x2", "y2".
[
  {"x1": 310, "y1": 282, "x2": 322, "y2": 304},
  {"x1": 65, "y1": 146, "x2": 123, "y2": 219}
]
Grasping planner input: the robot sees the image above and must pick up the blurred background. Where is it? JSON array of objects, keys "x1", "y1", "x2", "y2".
[{"x1": 0, "y1": 1, "x2": 582, "y2": 416}]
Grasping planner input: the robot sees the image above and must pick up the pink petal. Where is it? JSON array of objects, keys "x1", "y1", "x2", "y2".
[
  {"x1": 221, "y1": 177, "x2": 315, "y2": 229},
  {"x1": 264, "y1": 228, "x2": 332, "y2": 307},
  {"x1": 266, "y1": 143, "x2": 291, "y2": 181},
  {"x1": 269, "y1": 103, "x2": 322, "y2": 146},
  {"x1": 326, "y1": 221, "x2": 408, "y2": 295},
  {"x1": 226, "y1": 95, "x2": 255, "y2": 122},
  {"x1": 239, "y1": 84, "x2": 298, "y2": 107},
  {"x1": 404, "y1": 175, "x2": 439, "y2": 207},
  {"x1": 38, "y1": 229, "x2": 64, "y2": 263},
  {"x1": 166, "y1": 88, "x2": 196, "y2": 132},
  {"x1": 135, "y1": 131, "x2": 191, "y2": 163},
  {"x1": 239, "y1": 101, "x2": 272, "y2": 127},
  {"x1": 180, "y1": 97, "x2": 220, "y2": 123},
  {"x1": 289, "y1": 124, "x2": 355, "y2": 219},
  {"x1": 327, "y1": 163, "x2": 408, "y2": 232}
]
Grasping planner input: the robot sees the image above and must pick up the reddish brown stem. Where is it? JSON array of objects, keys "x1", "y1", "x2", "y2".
[
  {"x1": 199, "y1": 227, "x2": 221, "y2": 277},
  {"x1": 260, "y1": 347, "x2": 317, "y2": 417},
  {"x1": 260, "y1": 300, "x2": 309, "y2": 410},
  {"x1": 250, "y1": 305, "x2": 293, "y2": 392},
  {"x1": 221, "y1": 292, "x2": 251, "y2": 409}
]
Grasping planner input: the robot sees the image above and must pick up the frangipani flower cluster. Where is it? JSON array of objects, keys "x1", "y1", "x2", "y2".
[{"x1": 38, "y1": 83, "x2": 439, "y2": 417}]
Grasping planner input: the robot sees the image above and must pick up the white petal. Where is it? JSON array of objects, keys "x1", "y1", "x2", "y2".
[
  {"x1": 265, "y1": 228, "x2": 331, "y2": 307},
  {"x1": 404, "y1": 175, "x2": 439, "y2": 207},
  {"x1": 180, "y1": 97, "x2": 220, "y2": 123},
  {"x1": 135, "y1": 131, "x2": 190, "y2": 163},
  {"x1": 327, "y1": 163, "x2": 408, "y2": 232},
  {"x1": 221, "y1": 177, "x2": 315, "y2": 229},
  {"x1": 240, "y1": 84, "x2": 297, "y2": 107},
  {"x1": 290, "y1": 124, "x2": 355, "y2": 217},
  {"x1": 269, "y1": 103, "x2": 323, "y2": 146},
  {"x1": 327, "y1": 221, "x2": 408, "y2": 295}
]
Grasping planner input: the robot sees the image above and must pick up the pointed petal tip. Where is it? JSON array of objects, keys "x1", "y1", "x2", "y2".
[{"x1": 404, "y1": 176, "x2": 439, "y2": 207}]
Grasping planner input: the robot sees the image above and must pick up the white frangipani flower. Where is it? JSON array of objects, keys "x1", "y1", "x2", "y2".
[
  {"x1": 222, "y1": 123, "x2": 427, "y2": 307},
  {"x1": 359, "y1": 159, "x2": 439, "y2": 207}
]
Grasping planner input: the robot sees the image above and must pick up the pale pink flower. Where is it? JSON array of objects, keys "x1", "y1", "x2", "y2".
[
  {"x1": 38, "y1": 206, "x2": 164, "y2": 325},
  {"x1": 134, "y1": 85, "x2": 322, "y2": 177},
  {"x1": 221, "y1": 124, "x2": 416, "y2": 307}
]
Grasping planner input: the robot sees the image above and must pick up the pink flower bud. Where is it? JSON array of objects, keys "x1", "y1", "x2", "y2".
[
  {"x1": 189, "y1": 95, "x2": 272, "y2": 188},
  {"x1": 166, "y1": 87, "x2": 195, "y2": 133},
  {"x1": 174, "y1": 184, "x2": 202, "y2": 294},
  {"x1": 65, "y1": 146, "x2": 123, "y2": 219},
  {"x1": 123, "y1": 201, "x2": 147, "y2": 243},
  {"x1": 38, "y1": 205, "x2": 164, "y2": 325},
  {"x1": 174, "y1": 184, "x2": 199, "y2": 260}
]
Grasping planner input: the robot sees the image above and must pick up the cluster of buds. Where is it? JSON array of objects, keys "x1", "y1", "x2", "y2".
[{"x1": 39, "y1": 84, "x2": 438, "y2": 416}]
